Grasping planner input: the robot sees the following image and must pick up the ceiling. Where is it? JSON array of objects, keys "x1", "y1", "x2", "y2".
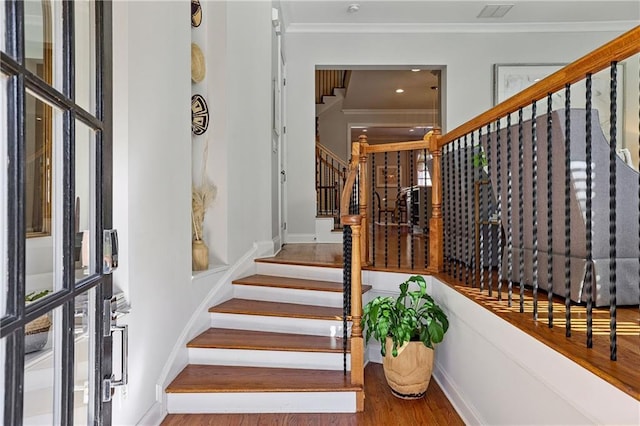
[
  {"x1": 305, "y1": 1, "x2": 638, "y2": 143},
  {"x1": 281, "y1": 1, "x2": 639, "y2": 32}
]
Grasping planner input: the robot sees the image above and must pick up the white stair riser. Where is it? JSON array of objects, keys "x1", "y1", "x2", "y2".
[
  {"x1": 210, "y1": 312, "x2": 350, "y2": 337},
  {"x1": 233, "y1": 285, "x2": 342, "y2": 307},
  {"x1": 256, "y1": 263, "x2": 343, "y2": 282},
  {"x1": 167, "y1": 391, "x2": 357, "y2": 414},
  {"x1": 188, "y1": 348, "x2": 350, "y2": 371}
]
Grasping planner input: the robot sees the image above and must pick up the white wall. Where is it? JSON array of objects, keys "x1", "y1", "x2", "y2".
[
  {"x1": 284, "y1": 29, "x2": 627, "y2": 239},
  {"x1": 110, "y1": 2, "x2": 278, "y2": 423},
  {"x1": 112, "y1": 2, "x2": 194, "y2": 424},
  {"x1": 226, "y1": 1, "x2": 275, "y2": 262}
]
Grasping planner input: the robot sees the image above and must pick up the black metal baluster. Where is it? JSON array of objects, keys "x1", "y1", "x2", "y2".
[
  {"x1": 609, "y1": 62, "x2": 618, "y2": 361},
  {"x1": 531, "y1": 101, "x2": 539, "y2": 320},
  {"x1": 342, "y1": 225, "x2": 352, "y2": 375},
  {"x1": 452, "y1": 139, "x2": 459, "y2": 280},
  {"x1": 480, "y1": 126, "x2": 494, "y2": 297},
  {"x1": 471, "y1": 131, "x2": 477, "y2": 287},
  {"x1": 445, "y1": 146, "x2": 451, "y2": 274},
  {"x1": 457, "y1": 137, "x2": 463, "y2": 281},
  {"x1": 372, "y1": 154, "x2": 376, "y2": 267},
  {"x1": 480, "y1": 127, "x2": 486, "y2": 292},
  {"x1": 564, "y1": 84, "x2": 572, "y2": 338},
  {"x1": 585, "y1": 73, "x2": 594, "y2": 348},
  {"x1": 397, "y1": 150, "x2": 402, "y2": 268},
  {"x1": 464, "y1": 133, "x2": 471, "y2": 286},
  {"x1": 495, "y1": 121, "x2": 502, "y2": 300},
  {"x1": 332, "y1": 158, "x2": 336, "y2": 214},
  {"x1": 471, "y1": 130, "x2": 480, "y2": 292},
  {"x1": 518, "y1": 107, "x2": 525, "y2": 313},
  {"x1": 410, "y1": 150, "x2": 415, "y2": 269},
  {"x1": 547, "y1": 93, "x2": 554, "y2": 328},
  {"x1": 384, "y1": 152, "x2": 389, "y2": 268},
  {"x1": 506, "y1": 114, "x2": 514, "y2": 306}
]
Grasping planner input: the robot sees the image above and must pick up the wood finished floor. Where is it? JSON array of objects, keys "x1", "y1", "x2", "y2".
[
  {"x1": 161, "y1": 363, "x2": 463, "y2": 426},
  {"x1": 257, "y1": 243, "x2": 640, "y2": 401}
]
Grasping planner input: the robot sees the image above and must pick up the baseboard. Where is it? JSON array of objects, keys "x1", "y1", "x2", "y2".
[
  {"x1": 432, "y1": 362, "x2": 483, "y2": 426},
  {"x1": 255, "y1": 239, "x2": 276, "y2": 258},
  {"x1": 136, "y1": 401, "x2": 166, "y2": 426},
  {"x1": 285, "y1": 233, "x2": 316, "y2": 243}
]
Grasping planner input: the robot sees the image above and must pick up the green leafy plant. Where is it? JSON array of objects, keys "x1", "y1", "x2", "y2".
[
  {"x1": 25, "y1": 289, "x2": 51, "y2": 302},
  {"x1": 361, "y1": 275, "x2": 449, "y2": 357}
]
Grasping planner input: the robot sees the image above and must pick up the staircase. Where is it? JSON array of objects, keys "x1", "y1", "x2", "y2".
[{"x1": 165, "y1": 270, "x2": 371, "y2": 414}]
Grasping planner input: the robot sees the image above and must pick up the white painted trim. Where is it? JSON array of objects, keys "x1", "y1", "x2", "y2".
[
  {"x1": 136, "y1": 401, "x2": 165, "y2": 426},
  {"x1": 432, "y1": 363, "x2": 483, "y2": 426},
  {"x1": 191, "y1": 264, "x2": 229, "y2": 281},
  {"x1": 167, "y1": 391, "x2": 357, "y2": 414},
  {"x1": 271, "y1": 235, "x2": 282, "y2": 255},
  {"x1": 188, "y1": 348, "x2": 349, "y2": 371},
  {"x1": 233, "y1": 284, "x2": 343, "y2": 307},
  {"x1": 285, "y1": 21, "x2": 637, "y2": 34},
  {"x1": 254, "y1": 239, "x2": 276, "y2": 258},
  {"x1": 210, "y1": 312, "x2": 347, "y2": 337},
  {"x1": 314, "y1": 217, "x2": 342, "y2": 243},
  {"x1": 285, "y1": 233, "x2": 316, "y2": 243},
  {"x1": 256, "y1": 262, "x2": 343, "y2": 281},
  {"x1": 155, "y1": 244, "x2": 262, "y2": 401}
]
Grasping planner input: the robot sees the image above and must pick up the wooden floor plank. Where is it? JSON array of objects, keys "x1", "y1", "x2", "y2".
[
  {"x1": 233, "y1": 274, "x2": 372, "y2": 293},
  {"x1": 166, "y1": 365, "x2": 360, "y2": 393},
  {"x1": 209, "y1": 299, "x2": 344, "y2": 321},
  {"x1": 162, "y1": 364, "x2": 464, "y2": 425},
  {"x1": 188, "y1": 328, "x2": 349, "y2": 353}
]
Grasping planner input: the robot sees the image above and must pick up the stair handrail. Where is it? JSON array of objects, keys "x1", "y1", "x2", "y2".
[{"x1": 317, "y1": 142, "x2": 348, "y2": 169}]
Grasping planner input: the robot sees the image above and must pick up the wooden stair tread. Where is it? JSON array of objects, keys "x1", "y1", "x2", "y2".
[
  {"x1": 188, "y1": 328, "x2": 349, "y2": 353},
  {"x1": 166, "y1": 365, "x2": 360, "y2": 393},
  {"x1": 209, "y1": 299, "x2": 345, "y2": 321},
  {"x1": 233, "y1": 274, "x2": 371, "y2": 293}
]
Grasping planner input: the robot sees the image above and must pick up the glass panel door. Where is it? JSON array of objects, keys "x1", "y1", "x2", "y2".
[{"x1": 1, "y1": 1, "x2": 113, "y2": 424}]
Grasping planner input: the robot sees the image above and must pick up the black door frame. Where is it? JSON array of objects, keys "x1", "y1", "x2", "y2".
[{"x1": 1, "y1": 0, "x2": 113, "y2": 424}]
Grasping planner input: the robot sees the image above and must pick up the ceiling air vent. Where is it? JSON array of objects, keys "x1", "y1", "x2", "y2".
[{"x1": 477, "y1": 4, "x2": 514, "y2": 18}]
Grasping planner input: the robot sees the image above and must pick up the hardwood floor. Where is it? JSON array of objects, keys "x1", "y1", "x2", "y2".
[
  {"x1": 257, "y1": 243, "x2": 640, "y2": 401},
  {"x1": 161, "y1": 363, "x2": 464, "y2": 426}
]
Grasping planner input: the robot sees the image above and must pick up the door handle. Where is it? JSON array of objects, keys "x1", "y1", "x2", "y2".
[
  {"x1": 111, "y1": 324, "x2": 128, "y2": 387},
  {"x1": 103, "y1": 229, "x2": 118, "y2": 274}
]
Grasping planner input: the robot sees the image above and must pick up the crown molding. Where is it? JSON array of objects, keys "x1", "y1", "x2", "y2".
[{"x1": 285, "y1": 21, "x2": 637, "y2": 35}]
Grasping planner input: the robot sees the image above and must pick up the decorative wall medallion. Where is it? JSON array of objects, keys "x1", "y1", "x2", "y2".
[
  {"x1": 191, "y1": 94, "x2": 209, "y2": 135},
  {"x1": 191, "y1": 43, "x2": 205, "y2": 83},
  {"x1": 191, "y1": 0, "x2": 202, "y2": 27}
]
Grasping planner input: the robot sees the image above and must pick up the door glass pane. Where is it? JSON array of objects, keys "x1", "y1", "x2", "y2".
[
  {"x1": 0, "y1": 337, "x2": 5, "y2": 421},
  {"x1": 74, "y1": 289, "x2": 95, "y2": 425},
  {"x1": 23, "y1": 305, "x2": 60, "y2": 425},
  {"x1": 24, "y1": 0, "x2": 62, "y2": 91},
  {"x1": 1, "y1": 73, "x2": 8, "y2": 317},
  {"x1": 75, "y1": 120, "x2": 96, "y2": 283},
  {"x1": 74, "y1": 0, "x2": 96, "y2": 114},
  {"x1": 25, "y1": 91, "x2": 62, "y2": 300}
]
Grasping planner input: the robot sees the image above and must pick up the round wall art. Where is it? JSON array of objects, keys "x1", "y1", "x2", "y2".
[
  {"x1": 191, "y1": 94, "x2": 209, "y2": 135},
  {"x1": 191, "y1": 43, "x2": 205, "y2": 83},
  {"x1": 191, "y1": 0, "x2": 202, "y2": 27}
]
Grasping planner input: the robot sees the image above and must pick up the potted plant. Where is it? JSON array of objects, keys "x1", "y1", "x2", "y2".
[{"x1": 362, "y1": 275, "x2": 449, "y2": 399}]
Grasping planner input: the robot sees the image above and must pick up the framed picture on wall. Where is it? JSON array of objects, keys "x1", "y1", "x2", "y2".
[
  {"x1": 493, "y1": 63, "x2": 565, "y2": 105},
  {"x1": 376, "y1": 165, "x2": 402, "y2": 188}
]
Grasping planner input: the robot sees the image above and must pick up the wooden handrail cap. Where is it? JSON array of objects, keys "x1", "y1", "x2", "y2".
[{"x1": 341, "y1": 215, "x2": 362, "y2": 226}]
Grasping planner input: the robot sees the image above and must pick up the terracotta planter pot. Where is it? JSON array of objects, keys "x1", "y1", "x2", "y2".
[{"x1": 382, "y1": 337, "x2": 434, "y2": 399}]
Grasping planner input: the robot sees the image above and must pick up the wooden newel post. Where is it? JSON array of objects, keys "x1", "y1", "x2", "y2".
[
  {"x1": 427, "y1": 130, "x2": 444, "y2": 273},
  {"x1": 357, "y1": 135, "x2": 369, "y2": 265},
  {"x1": 341, "y1": 214, "x2": 365, "y2": 411}
]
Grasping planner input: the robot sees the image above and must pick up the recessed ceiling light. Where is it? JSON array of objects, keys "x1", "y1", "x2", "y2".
[
  {"x1": 411, "y1": 69, "x2": 421, "y2": 72},
  {"x1": 478, "y1": 4, "x2": 514, "y2": 18},
  {"x1": 409, "y1": 129, "x2": 415, "y2": 132},
  {"x1": 362, "y1": 129, "x2": 368, "y2": 132},
  {"x1": 395, "y1": 89, "x2": 404, "y2": 94}
]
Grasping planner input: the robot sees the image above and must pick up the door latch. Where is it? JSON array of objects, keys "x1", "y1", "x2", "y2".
[{"x1": 103, "y1": 229, "x2": 118, "y2": 274}]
